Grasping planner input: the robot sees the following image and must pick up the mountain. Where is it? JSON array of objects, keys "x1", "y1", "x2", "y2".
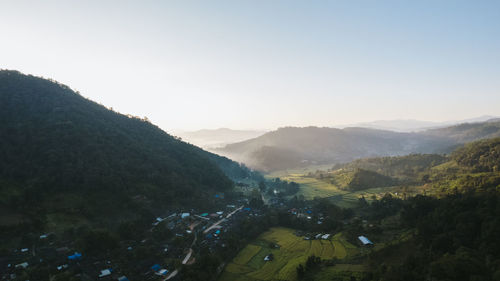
[
  {"x1": 421, "y1": 120, "x2": 500, "y2": 143},
  {"x1": 216, "y1": 126, "x2": 454, "y2": 172},
  {"x1": 217, "y1": 122, "x2": 500, "y2": 172},
  {"x1": 0, "y1": 70, "x2": 255, "y2": 229},
  {"x1": 175, "y1": 128, "x2": 266, "y2": 150},
  {"x1": 345, "y1": 119, "x2": 441, "y2": 132},
  {"x1": 341, "y1": 115, "x2": 498, "y2": 132}
]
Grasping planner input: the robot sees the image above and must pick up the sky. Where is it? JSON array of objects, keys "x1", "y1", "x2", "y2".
[{"x1": 1, "y1": 0, "x2": 499, "y2": 131}]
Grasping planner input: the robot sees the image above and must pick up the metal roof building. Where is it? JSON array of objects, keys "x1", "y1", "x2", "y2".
[{"x1": 358, "y1": 235, "x2": 373, "y2": 245}]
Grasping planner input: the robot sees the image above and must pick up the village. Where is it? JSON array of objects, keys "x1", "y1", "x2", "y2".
[
  {"x1": 0, "y1": 194, "x2": 269, "y2": 281},
  {"x1": 1, "y1": 186, "x2": 380, "y2": 281}
]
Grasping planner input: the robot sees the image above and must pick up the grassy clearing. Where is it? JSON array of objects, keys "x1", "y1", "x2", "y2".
[
  {"x1": 233, "y1": 244, "x2": 262, "y2": 265},
  {"x1": 219, "y1": 227, "x2": 360, "y2": 281},
  {"x1": 268, "y1": 168, "x2": 425, "y2": 208}
]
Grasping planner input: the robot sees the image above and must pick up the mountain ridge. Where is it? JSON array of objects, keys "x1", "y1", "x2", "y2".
[
  {"x1": 216, "y1": 122, "x2": 500, "y2": 172},
  {"x1": 0, "y1": 70, "x2": 255, "y2": 227}
]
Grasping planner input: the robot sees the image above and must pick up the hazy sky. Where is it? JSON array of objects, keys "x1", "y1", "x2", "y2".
[{"x1": 1, "y1": 0, "x2": 499, "y2": 131}]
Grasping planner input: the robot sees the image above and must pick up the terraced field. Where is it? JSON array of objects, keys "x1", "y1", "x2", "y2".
[
  {"x1": 219, "y1": 227, "x2": 359, "y2": 281},
  {"x1": 268, "y1": 170, "x2": 423, "y2": 208}
]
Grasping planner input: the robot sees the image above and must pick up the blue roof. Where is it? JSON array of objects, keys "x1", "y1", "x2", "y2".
[
  {"x1": 215, "y1": 230, "x2": 221, "y2": 234},
  {"x1": 306, "y1": 210, "x2": 312, "y2": 214},
  {"x1": 243, "y1": 207, "x2": 251, "y2": 211},
  {"x1": 215, "y1": 194, "x2": 220, "y2": 198},
  {"x1": 206, "y1": 234, "x2": 213, "y2": 239},
  {"x1": 151, "y1": 264, "x2": 161, "y2": 271},
  {"x1": 68, "y1": 252, "x2": 82, "y2": 260},
  {"x1": 358, "y1": 236, "x2": 373, "y2": 245},
  {"x1": 201, "y1": 213, "x2": 209, "y2": 216}
]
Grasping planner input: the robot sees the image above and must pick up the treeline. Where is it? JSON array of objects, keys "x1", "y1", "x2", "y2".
[
  {"x1": 264, "y1": 178, "x2": 300, "y2": 196},
  {"x1": 365, "y1": 191, "x2": 500, "y2": 281},
  {"x1": 347, "y1": 169, "x2": 395, "y2": 191},
  {"x1": 452, "y1": 137, "x2": 500, "y2": 172},
  {"x1": 0, "y1": 71, "x2": 246, "y2": 220}
]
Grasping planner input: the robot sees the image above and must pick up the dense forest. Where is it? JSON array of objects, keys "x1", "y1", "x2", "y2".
[{"x1": 0, "y1": 70, "x2": 256, "y2": 230}]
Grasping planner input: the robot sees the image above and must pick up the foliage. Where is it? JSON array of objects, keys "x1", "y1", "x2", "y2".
[
  {"x1": 346, "y1": 169, "x2": 395, "y2": 191},
  {"x1": 452, "y1": 137, "x2": 500, "y2": 172},
  {"x1": 0, "y1": 70, "x2": 255, "y2": 230}
]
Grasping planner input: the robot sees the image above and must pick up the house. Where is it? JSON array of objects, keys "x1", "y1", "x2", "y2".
[
  {"x1": 155, "y1": 269, "x2": 169, "y2": 276},
  {"x1": 315, "y1": 234, "x2": 322, "y2": 239},
  {"x1": 57, "y1": 264, "x2": 68, "y2": 270},
  {"x1": 321, "y1": 234, "x2": 330, "y2": 240},
  {"x1": 20, "y1": 248, "x2": 29, "y2": 253},
  {"x1": 181, "y1": 213, "x2": 190, "y2": 219},
  {"x1": 15, "y1": 262, "x2": 29, "y2": 269},
  {"x1": 68, "y1": 252, "x2": 82, "y2": 260},
  {"x1": 151, "y1": 264, "x2": 161, "y2": 272},
  {"x1": 99, "y1": 269, "x2": 112, "y2": 278},
  {"x1": 358, "y1": 235, "x2": 373, "y2": 245},
  {"x1": 264, "y1": 253, "x2": 274, "y2": 261},
  {"x1": 117, "y1": 276, "x2": 129, "y2": 281}
]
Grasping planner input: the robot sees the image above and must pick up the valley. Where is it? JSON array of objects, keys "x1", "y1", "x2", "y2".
[
  {"x1": 2, "y1": 2, "x2": 500, "y2": 281},
  {"x1": 0, "y1": 71, "x2": 499, "y2": 281}
]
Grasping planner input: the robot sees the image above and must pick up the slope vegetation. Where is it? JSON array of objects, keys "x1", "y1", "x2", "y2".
[{"x1": 0, "y1": 70, "x2": 247, "y2": 227}]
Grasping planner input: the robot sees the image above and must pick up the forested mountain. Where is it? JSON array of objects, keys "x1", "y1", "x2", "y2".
[
  {"x1": 217, "y1": 122, "x2": 500, "y2": 172},
  {"x1": 0, "y1": 70, "x2": 255, "y2": 227},
  {"x1": 422, "y1": 120, "x2": 500, "y2": 143},
  {"x1": 307, "y1": 138, "x2": 500, "y2": 195}
]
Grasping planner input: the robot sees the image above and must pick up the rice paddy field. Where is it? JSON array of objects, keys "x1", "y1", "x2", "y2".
[
  {"x1": 219, "y1": 227, "x2": 361, "y2": 281},
  {"x1": 267, "y1": 170, "x2": 423, "y2": 208}
]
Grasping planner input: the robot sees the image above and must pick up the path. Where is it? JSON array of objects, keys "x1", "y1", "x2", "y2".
[
  {"x1": 203, "y1": 205, "x2": 243, "y2": 234},
  {"x1": 164, "y1": 269, "x2": 178, "y2": 280},
  {"x1": 182, "y1": 248, "x2": 193, "y2": 264}
]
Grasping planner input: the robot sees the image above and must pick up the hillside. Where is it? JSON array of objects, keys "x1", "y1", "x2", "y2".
[
  {"x1": 344, "y1": 115, "x2": 497, "y2": 132},
  {"x1": 216, "y1": 127, "x2": 453, "y2": 171},
  {"x1": 422, "y1": 120, "x2": 500, "y2": 143},
  {"x1": 0, "y1": 70, "x2": 254, "y2": 228},
  {"x1": 307, "y1": 138, "x2": 500, "y2": 198},
  {"x1": 217, "y1": 123, "x2": 500, "y2": 172}
]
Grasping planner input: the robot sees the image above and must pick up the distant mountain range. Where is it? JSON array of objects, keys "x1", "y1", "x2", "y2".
[
  {"x1": 338, "y1": 116, "x2": 498, "y2": 132},
  {"x1": 176, "y1": 117, "x2": 499, "y2": 151},
  {"x1": 175, "y1": 128, "x2": 267, "y2": 149},
  {"x1": 216, "y1": 121, "x2": 500, "y2": 172}
]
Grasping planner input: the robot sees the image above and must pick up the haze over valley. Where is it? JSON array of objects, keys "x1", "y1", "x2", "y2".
[{"x1": 1, "y1": 1, "x2": 500, "y2": 281}]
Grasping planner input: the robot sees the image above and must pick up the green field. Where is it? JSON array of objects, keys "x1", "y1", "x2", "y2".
[
  {"x1": 219, "y1": 227, "x2": 360, "y2": 281},
  {"x1": 267, "y1": 170, "x2": 424, "y2": 208}
]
